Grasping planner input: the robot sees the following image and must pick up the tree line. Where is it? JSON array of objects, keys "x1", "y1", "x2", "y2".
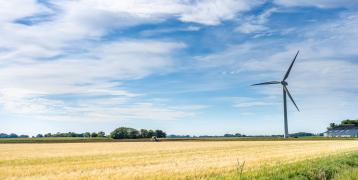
[
  {"x1": 0, "y1": 127, "x2": 166, "y2": 139},
  {"x1": 167, "y1": 132, "x2": 318, "y2": 138},
  {"x1": 328, "y1": 119, "x2": 358, "y2": 130},
  {"x1": 35, "y1": 131, "x2": 106, "y2": 138},
  {"x1": 0, "y1": 133, "x2": 29, "y2": 138}
]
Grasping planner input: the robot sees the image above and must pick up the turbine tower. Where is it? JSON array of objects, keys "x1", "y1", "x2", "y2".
[{"x1": 251, "y1": 51, "x2": 300, "y2": 138}]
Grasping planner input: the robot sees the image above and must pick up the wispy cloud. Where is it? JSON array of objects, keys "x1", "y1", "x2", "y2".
[
  {"x1": 53, "y1": 0, "x2": 263, "y2": 26},
  {"x1": 236, "y1": 8, "x2": 277, "y2": 34},
  {"x1": 140, "y1": 26, "x2": 201, "y2": 37},
  {"x1": 0, "y1": 39, "x2": 190, "y2": 122}
]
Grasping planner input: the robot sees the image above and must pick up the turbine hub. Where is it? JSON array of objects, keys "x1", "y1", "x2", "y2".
[{"x1": 281, "y1": 81, "x2": 288, "y2": 86}]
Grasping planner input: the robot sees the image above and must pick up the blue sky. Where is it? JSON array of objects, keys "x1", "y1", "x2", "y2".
[{"x1": 0, "y1": 0, "x2": 358, "y2": 136}]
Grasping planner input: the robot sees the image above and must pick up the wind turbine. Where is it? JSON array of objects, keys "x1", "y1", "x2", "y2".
[{"x1": 251, "y1": 51, "x2": 300, "y2": 138}]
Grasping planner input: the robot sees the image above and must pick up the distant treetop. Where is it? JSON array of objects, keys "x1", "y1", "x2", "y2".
[
  {"x1": 341, "y1": 119, "x2": 358, "y2": 125},
  {"x1": 328, "y1": 119, "x2": 358, "y2": 130}
]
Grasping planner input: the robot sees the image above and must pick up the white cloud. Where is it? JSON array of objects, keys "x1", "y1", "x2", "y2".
[
  {"x1": 0, "y1": 94, "x2": 196, "y2": 122},
  {"x1": 274, "y1": 0, "x2": 358, "y2": 8},
  {"x1": 0, "y1": 1, "x2": 220, "y2": 123},
  {"x1": 0, "y1": 40, "x2": 184, "y2": 86},
  {"x1": 0, "y1": 39, "x2": 189, "y2": 122},
  {"x1": 140, "y1": 26, "x2": 201, "y2": 37},
  {"x1": 236, "y1": 8, "x2": 277, "y2": 34},
  {"x1": 0, "y1": 0, "x2": 263, "y2": 70},
  {"x1": 236, "y1": 23, "x2": 268, "y2": 34},
  {"x1": 179, "y1": 0, "x2": 262, "y2": 25},
  {"x1": 0, "y1": 0, "x2": 264, "y2": 125},
  {"x1": 52, "y1": 0, "x2": 262, "y2": 26},
  {"x1": 1, "y1": 0, "x2": 357, "y2": 134},
  {"x1": 219, "y1": 96, "x2": 277, "y2": 108},
  {"x1": 0, "y1": 0, "x2": 50, "y2": 23},
  {"x1": 199, "y1": 12, "x2": 358, "y2": 81}
]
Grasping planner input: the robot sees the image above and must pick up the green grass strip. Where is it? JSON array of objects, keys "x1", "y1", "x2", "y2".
[{"x1": 199, "y1": 151, "x2": 358, "y2": 180}]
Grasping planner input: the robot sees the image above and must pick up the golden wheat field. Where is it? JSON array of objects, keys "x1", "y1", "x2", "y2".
[{"x1": 0, "y1": 140, "x2": 357, "y2": 179}]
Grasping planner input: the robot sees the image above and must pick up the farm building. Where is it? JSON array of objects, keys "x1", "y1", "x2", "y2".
[{"x1": 324, "y1": 124, "x2": 358, "y2": 137}]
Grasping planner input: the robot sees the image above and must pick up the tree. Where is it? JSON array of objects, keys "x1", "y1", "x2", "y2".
[
  {"x1": 0, "y1": 133, "x2": 29, "y2": 138},
  {"x1": 224, "y1": 133, "x2": 242, "y2": 137},
  {"x1": 98, "y1": 131, "x2": 106, "y2": 137},
  {"x1": 289, "y1": 132, "x2": 315, "y2": 137},
  {"x1": 128, "y1": 129, "x2": 140, "y2": 139},
  {"x1": 327, "y1": 119, "x2": 358, "y2": 130},
  {"x1": 110, "y1": 127, "x2": 135, "y2": 139},
  {"x1": 36, "y1": 134, "x2": 43, "y2": 138},
  {"x1": 167, "y1": 134, "x2": 191, "y2": 138},
  {"x1": 91, "y1": 132, "x2": 98, "y2": 138},
  {"x1": 328, "y1": 123, "x2": 337, "y2": 130},
  {"x1": 140, "y1": 129, "x2": 149, "y2": 138},
  {"x1": 110, "y1": 127, "x2": 166, "y2": 139},
  {"x1": 8, "y1": 133, "x2": 18, "y2": 138},
  {"x1": 67, "y1": 132, "x2": 76, "y2": 137},
  {"x1": 155, "y1": 130, "x2": 166, "y2": 138},
  {"x1": 83, "y1": 132, "x2": 91, "y2": 138},
  {"x1": 148, "y1": 130, "x2": 155, "y2": 137},
  {"x1": 224, "y1": 134, "x2": 234, "y2": 137},
  {"x1": 53, "y1": 132, "x2": 63, "y2": 137},
  {"x1": 0, "y1": 133, "x2": 8, "y2": 138},
  {"x1": 341, "y1": 119, "x2": 358, "y2": 125},
  {"x1": 110, "y1": 127, "x2": 127, "y2": 139}
]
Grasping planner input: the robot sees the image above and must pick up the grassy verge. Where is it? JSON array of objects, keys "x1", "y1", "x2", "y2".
[
  {"x1": 334, "y1": 168, "x2": 358, "y2": 180},
  {"x1": 0, "y1": 137, "x2": 357, "y2": 143},
  {"x1": 201, "y1": 151, "x2": 358, "y2": 179}
]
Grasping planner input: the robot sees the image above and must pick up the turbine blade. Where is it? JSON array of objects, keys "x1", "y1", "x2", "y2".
[
  {"x1": 251, "y1": 81, "x2": 280, "y2": 86},
  {"x1": 283, "y1": 50, "x2": 299, "y2": 81},
  {"x1": 283, "y1": 86, "x2": 300, "y2": 111}
]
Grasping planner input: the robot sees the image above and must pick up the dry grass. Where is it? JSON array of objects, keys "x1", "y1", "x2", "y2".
[{"x1": 0, "y1": 140, "x2": 357, "y2": 179}]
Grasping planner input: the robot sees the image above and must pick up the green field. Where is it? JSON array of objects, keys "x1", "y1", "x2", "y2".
[{"x1": 209, "y1": 151, "x2": 358, "y2": 179}]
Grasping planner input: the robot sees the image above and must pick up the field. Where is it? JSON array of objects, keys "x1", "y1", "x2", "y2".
[
  {"x1": 0, "y1": 140, "x2": 358, "y2": 179},
  {"x1": 1, "y1": 136, "x2": 358, "y2": 143}
]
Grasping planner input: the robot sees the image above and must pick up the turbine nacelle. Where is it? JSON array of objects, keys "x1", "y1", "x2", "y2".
[{"x1": 281, "y1": 81, "x2": 288, "y2": 86}]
